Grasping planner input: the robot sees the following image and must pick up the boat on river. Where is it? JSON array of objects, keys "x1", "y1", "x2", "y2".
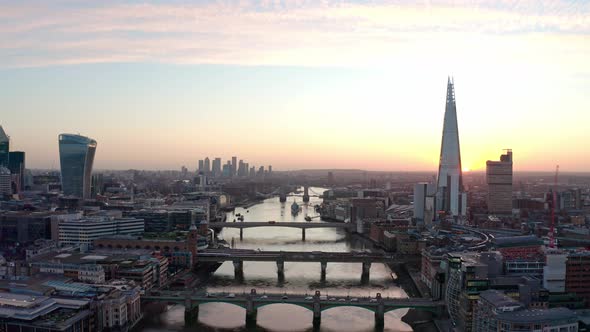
[{"x1": 291, "y1": 201, "x2": 300, "y2": 215}]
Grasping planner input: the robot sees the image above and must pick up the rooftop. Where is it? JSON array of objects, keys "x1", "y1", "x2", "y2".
[
  {"x1": 497, "y1": 307, "x2": 577, "y2": 324},
  {"x1": 479, "y1": 290, "x2": 522, "y2": 309},
  {"x1": 493, "y1": 235, "x2": 543, "y2": 248}
]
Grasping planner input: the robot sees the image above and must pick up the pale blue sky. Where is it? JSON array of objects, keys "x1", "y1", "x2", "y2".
[{"x1": 1, "y1": 1, "x2": 589, "y2": 171}]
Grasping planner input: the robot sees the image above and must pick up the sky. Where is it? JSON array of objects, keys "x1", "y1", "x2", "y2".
[{"x1": 1, "y1": 0, "x2": 589, "y2": 172}]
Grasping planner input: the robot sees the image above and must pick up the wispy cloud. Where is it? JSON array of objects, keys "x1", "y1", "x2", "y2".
[{"x1": 1, "y1": 0, "x2": 589, "y2": 68}]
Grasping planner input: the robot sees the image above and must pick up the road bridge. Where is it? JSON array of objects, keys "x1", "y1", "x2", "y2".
[
  {"x1": 198, "y1": 249, "x2": 420, "y2": 282},
  {"x1": 217, "y1": 221, "x2": 354, "y2": 240},
  {"x1": 142, "y1": 289, "x2": 445, "y2": 330}
]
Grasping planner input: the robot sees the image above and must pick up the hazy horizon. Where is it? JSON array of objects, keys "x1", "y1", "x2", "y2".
[{"x1": 2, "y1": 1, "x2": 589, "y2": 172}]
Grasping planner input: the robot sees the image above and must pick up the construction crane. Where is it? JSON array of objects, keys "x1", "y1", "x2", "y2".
[{"x1": 549, "y1": 165, "x2": 559, "y2": 248}]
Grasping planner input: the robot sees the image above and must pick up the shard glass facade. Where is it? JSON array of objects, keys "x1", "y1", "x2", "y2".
[{"x1": 436, "y1": 78, "x2": 466, "y2": 217}]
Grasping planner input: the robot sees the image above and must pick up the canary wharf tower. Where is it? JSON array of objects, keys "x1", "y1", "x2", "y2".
[{"x1": 436, "y1": 78, "x2": 467, "y2": 219}]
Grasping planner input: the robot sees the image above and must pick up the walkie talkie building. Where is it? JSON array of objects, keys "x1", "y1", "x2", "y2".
[{"x1": 59, "y1": 134, "x2": 97, "y2": 199}]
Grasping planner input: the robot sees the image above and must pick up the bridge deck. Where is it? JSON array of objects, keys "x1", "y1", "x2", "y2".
[
  {"x1": 143, "y1": 291, "x2": 442, "y2": 309},
  {"x1": 198, "y1": 249, "x2": 417, "y2": 264},
  {"x1": 213, "y1": 221, "x2": 353, "y2": 229}
]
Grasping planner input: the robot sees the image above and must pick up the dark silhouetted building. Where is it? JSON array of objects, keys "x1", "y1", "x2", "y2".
[
  {"x1": 8, "y1": 151, "x2": 25, "y2": 192},
  {"x1": 486, "y1": 150, "x2": 513, "y2": 214},
  {"x1": 0, "y1": 126, "x2": 8, "y2": 168}
]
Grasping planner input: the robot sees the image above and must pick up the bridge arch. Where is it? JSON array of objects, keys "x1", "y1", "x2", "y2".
[
  {"x1": 197, "y1": 300, "x2": 247, "y2": 310},
  {"x1": 320, "y1": 304, "x2": 376, "y2": 313}
]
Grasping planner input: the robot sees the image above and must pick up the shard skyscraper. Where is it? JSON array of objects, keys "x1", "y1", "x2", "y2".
[{"x1": 436, "y1": 78, "x2": 467, "y2": 219}]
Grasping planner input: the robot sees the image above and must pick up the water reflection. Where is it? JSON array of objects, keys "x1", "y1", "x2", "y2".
[{"x1": 139, "y1": 188, "x2": 412, "y2": 331}]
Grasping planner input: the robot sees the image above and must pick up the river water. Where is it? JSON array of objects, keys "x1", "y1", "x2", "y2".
[{"x1": 140, "y1": 188, "x2": 413, "y2": 331}]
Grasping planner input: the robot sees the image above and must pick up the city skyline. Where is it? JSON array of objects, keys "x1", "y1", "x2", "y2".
[{"x1": 1, "y1": 1, "x2": 589, "y2": 172}]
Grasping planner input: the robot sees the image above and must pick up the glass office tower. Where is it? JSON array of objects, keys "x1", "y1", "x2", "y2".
[
  {"x1": 59, "y1": 134, "x2": 97, "y2": 199},
  {"x1": 0, "y1": 126, "x2": 9, "y2": 168}
]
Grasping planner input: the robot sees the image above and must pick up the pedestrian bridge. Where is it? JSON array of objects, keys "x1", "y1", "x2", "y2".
[{"x1": 142, "y1": 289, "x2": 446, "y2": 329}]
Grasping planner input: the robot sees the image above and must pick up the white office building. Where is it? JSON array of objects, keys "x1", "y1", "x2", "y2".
[{"x1": 59, "y1": 217, "x2": 144, "y2": 247}]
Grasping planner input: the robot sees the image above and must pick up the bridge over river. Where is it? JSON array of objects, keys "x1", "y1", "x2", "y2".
[
  {"x1": 197, "y1": 249, "x2": 420, "y2": 282},
  {"x1": 142, "y1": 289, "x2": 445, "y2": 329},
  {"x1": 214, "y1": 221, "x2": 355, "y2": 240}
]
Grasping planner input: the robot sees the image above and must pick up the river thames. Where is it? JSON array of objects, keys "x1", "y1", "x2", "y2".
[{"x1": 139, "y1": 188, "x2": 414, "y2": 331}]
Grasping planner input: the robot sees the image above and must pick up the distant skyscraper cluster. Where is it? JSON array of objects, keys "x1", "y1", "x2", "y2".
[
  {"x1": 0, "y1": 125, "x2": 27, "y2": 196},
  {"x1": 197, "y1": 155, "x2": 272, "y2": 179}
]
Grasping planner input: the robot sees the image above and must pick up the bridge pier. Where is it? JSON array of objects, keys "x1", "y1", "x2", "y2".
[
  {"x1": 246, "y1": 295, "x2": 257, "y2": 328},
  {"x1": 375, "y1": 293, "x2": 384, "y2": 330},
  {"x1": 184, "y1": 299, "x2": 199, "y2": 327},
  {"x1": 239, "y1": 228, "x2": 243, "y2": 240},
  {"x1": 361, "y1": 262, "x2": 371, "y2": 284},
  {"x1": 302, "y1": 228, "x2": 306, "y2": 241},
  {"x1": 320, "y1": 261, "x2": 327, "y2": 281},
  {"x1": 313, "y1": 295, "x2": 321, "y2": 330},
  {"x1": 277, "y1": 260, "x2": 285, "y2": 281},
  {"x1": 233, "y1": 260, "x2": 244, "y2": 280},
  {"x1": 303, "y1": 186, "x2": 310, "y2": 203}
]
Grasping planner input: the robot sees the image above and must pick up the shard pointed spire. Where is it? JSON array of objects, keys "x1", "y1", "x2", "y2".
[{"x1": 436, "y1": 78, "x2": 465, "y2": 217}]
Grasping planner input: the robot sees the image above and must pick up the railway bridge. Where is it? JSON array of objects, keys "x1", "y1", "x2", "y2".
[
  {"x1": 198, "y1": 249, "x2": 420, "y2": 282},
  {"x1": 142, "y1": 289, "x2": 446, "y2": 330}
]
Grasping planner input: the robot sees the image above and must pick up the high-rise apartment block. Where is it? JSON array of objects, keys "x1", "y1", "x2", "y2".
[
  {"x1": 58, "y1": 134, "x2": 97, "y2": 199},
  {"x1": 212, "y1": 158, "x2": 222, "y2": 177},
  {"x1": 486, "y1": 150, "x2": 513, "y2": 214},
  {"x1": 231, "y1": 156, "x2": 237, "y2": 176},
  {"x1": 203, "y1": 157, "x2": 210, "y2": 175}
]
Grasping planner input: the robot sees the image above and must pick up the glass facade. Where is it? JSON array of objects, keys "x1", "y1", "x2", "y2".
[
  {"x1": 59, "y1": 134, "x2": 97, "y2": 199},
  {"x1": 0, "y1": 136, "x2": 8, "y2": 169},
  {"x1": 8, "y1": 151, "x2": 25, "y2": 191}
]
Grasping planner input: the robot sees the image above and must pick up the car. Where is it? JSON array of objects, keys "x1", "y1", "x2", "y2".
[
  {"x1": 282, "y1": 295, "x2": 288, "y2": 300},
  {"x1": 369, "y1": 298, "x2": 378, "y2": 303},
  {"x1": 338, "y1": 298, "x2": 346, "y2": 302},
  {"x1": 206, "y1": 293, "x2": 216, "y2": 298},
  {"x1": 259, "y1": 295, "x2": 268, "y2": 299},
  {"x1": 226, "y1": 293, "x2": 236, "y2": 298},
  {"x1": 304, "y1": 296, "x2": 313, "y2": 300},
  {"x1": 319, "y1": 295, "x2": 328, "y2": 301},
  {"x1": 329, "y1": 298, "x2": 336, "y2": 301},
  {"x1": 350, "y1": 298, "x2": 358, "y2": 302}
]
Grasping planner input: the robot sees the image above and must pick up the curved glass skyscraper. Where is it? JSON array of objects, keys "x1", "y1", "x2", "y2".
[{"x1": 59, "y1": 134, "x2": 97, "y2": 199}]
